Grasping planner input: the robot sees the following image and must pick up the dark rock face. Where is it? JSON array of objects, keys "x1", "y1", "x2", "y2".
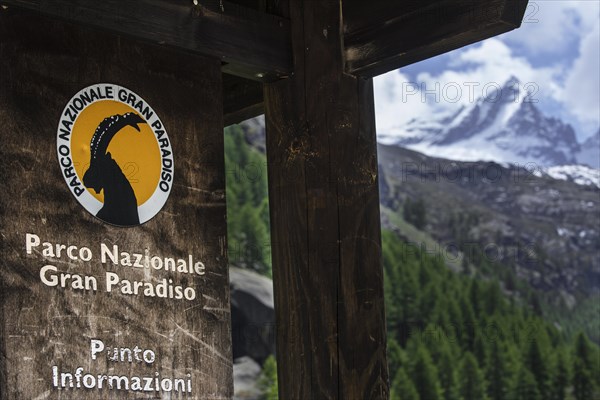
[
  {"x1": 434, "y1": 77, "x2": 524, "y2": 146},
  {"x1": 230, "y1": 267, "x2": 275, "y2": 364},
  {"x1": 502, "y1": 100, "x2": 580, "y2": 165},
  {"x1": 230, "y1": 267, "x2": 275, "y2": 399},
  {"x1": 377, "y1": 143, "x2": 600, "y2": 301},
  {"x1": 577, "y1": 129, "x2": 600, "y2": 168}
]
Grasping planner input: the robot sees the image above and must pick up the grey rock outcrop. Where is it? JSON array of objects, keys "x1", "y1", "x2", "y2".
[
  {"x1": 230, "y1": 267, "x2": 275, "y2": 398},
  {"x1": 233, "y1": 356, "x2": 263, "y2": 400}
]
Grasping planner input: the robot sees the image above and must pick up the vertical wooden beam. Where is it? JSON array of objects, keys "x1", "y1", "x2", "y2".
[{"x1": 264, "y1": 0, "x2": 389, "y2": 398}]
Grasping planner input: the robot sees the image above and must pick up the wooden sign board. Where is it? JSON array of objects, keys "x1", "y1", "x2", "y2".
[{"x1": 0, "y1": 11, "x2": 232, "y2": 400}]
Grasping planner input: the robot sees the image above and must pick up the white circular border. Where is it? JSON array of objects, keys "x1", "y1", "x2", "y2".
[{"x1": 57, "y1": 83, "x2": 174, "y2": 225}]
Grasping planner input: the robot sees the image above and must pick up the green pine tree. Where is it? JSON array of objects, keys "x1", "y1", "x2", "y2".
[
  {"x1": 391, "y1": 367, "x2": 420, "y2": 400},
  {"x1": 551, "y1": 349, "x2": 569, "y2": 400},
  {"x1": 387, "y1": 337, "x2": 405, "y2": 379},
  {"x1": 523, "y1": 339, "x2": 550, "y2": 399},
  {"x1": 459, "y1": 352, "x2": 488, "y2": 400},
  {"x1": 469, "y1": 280, "x2": 483, "y2": 317},
  {"x1": 225, "y1": 125, "x2": 272, "y2": 276},
  {"x1": 572, "y1": 332, "x2": 596, "y2": 400},
  {"x1": 258, "y1": 355, "x2": 278, "y2": 400},
  {"x1": 445, "y1": 298, "x2": 463, "y2": 343},
  {"x1": 403, "y1": 198, "x2": 426, "y2": 230},
  {"x1": 573, "y1": 360, "x2": 595, "y2": 400},
  {"x1": 438, "y1": 342, "x2": 460, "y2": 400},
  {"x1": 411, "y1": 345, "x2": 442, "y2": 400},
  {"x1": 483, "y1": 281, "x2": 504, "y2": 315},
  {"x1": 412, "y1": 198, "x2": 426, "y2": 230},
  {"x1": 473, "y1": 333, "x2": 488, "y2": 368},
  {"x1": 459, "y1": 297, "x2": 477, "y2": 352},
  {"x1": 378, "y1": 229, "x2": 598, "y2": 400},
  {"x1": 528, "y1": 292, "x2": 543, "y2": 317},
  {"x1": 511, "y1": 367, "x2": 540, "y2": 400},
  {"x1": 487, "y1": 341, "x2": 510, "y2": 400}
]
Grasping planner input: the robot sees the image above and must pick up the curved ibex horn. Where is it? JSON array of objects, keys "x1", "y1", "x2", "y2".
[{"x1": 89, "y1": 112, "x2": 146, "y2": 162}]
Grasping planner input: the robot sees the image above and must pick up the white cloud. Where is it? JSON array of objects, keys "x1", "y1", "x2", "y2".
[
  {"x1": 418, "y1": 39, "x2": 562, "y2": 106},
  {"x1": 500, "y1": 0, "x2": 600, "y2": 56},
  {"x1": 374, "y1": 2, "x2": 599, "y2": 141},
  {"x1": 374, "y1": 39, "x2": 563, "y2": 137},
  {"x1": 562, "y1": 18, "x2": 600, "y2": 131},
  {"x1": 374, "y1": 70, "x2": 433, "y2": 135}
]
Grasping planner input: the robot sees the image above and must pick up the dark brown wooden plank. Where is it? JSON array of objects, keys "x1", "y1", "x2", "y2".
[
  {"x1": 223, "y1": 0, "x2": 528, "y2": 125},
  {"x1": 264, "y1": 0, "x2": 389, "y2": 398},
  {"x1": 263, "y1": 2, "x2": 311, "y2": 396},
  {"x1": 0, "y1": 0, "x2": 292, "y2": 82},
  {"x1": 223, "y1": 75, "x2": 264, "y2": 126},
  {"x1": 220, "y1": 0, "x2": 288, "y2": 125},
  {"x1": 336, "y1": 76, "x2": 389, "y2": 398},
  {"x1": 0, "y1": 9, "x2": 232, "y2": 399},
  {"x1": 344, "y1": 0, "x2": 530, "y2": 77}
]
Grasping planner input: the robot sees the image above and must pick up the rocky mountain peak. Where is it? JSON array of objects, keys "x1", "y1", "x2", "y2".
[
  {"x1": 577, "y1": 128, "x2": 600, "y2": 168},
  {"x1": 380, "y1": 77, "x2": 588, "y2": 167}
]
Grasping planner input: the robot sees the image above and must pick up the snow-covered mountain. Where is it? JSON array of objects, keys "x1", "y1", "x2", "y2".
[
  {"x1": 545, "y1": 165, "x2": 600, "y2": 188},
  {"x1": 378, "y1": 77, "x2": 590, "y2": 168}
]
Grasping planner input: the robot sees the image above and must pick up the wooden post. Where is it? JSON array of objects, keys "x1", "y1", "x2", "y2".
[{"x1": 264, "y1": 1, "x2": 389, "y2": 398}]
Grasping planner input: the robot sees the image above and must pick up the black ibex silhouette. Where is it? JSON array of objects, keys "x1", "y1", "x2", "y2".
[{"x1": 83, "y1": 112, "x2": 146, "y2": 226}]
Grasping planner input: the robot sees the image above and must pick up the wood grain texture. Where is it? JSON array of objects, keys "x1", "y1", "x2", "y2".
[
  {"x1": 223, "y1": 75, "x2": 263, "y2": 127},
  {"x1": 264, "y1": 0, "x2": 389, "y2": 398},
  {"x1": 343, "y1": 0, "x2": 530, "y2": 77},
  {"x1": 0, "y1": 0, "x2": 530, "y2": 126},
  {"x1": 0, "y1": 0, "x2": 292, "y2": 82},
  {"x1": 0, "y1": 10, "x2": 232, "y2": 399}
]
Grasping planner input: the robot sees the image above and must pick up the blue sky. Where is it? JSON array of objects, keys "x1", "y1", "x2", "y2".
[{"x1": 374, "y1": 1, "x2": 600, "y2": 142}]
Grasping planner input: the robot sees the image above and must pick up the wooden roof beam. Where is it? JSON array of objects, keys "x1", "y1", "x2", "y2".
[
  {"x1": 223, "y1": 75, "x2": 263, "y2": 126},
  {"x1": 0, "y1": 0, "x2": 293, "y2": 82},
  {"x1": 344, "y1": 0, "x2": 530, "y2": 77}
]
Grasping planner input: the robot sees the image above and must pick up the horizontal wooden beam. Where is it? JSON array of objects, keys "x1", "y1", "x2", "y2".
[
  {"x1": 0, "y1": 0, "x2": 292, "y2": 82},
  {"x1": 220, "y1": 0, "x2": 530, "y2": 129},
  {"x1": 0, "y1": 0, "x2": 530, "y2": 120},
  {"x1": 343, "y1": 0, "x2": 529, "y2": 77},
  {"x1": 223, "y1": 75, "x2": 264, "y2": 126}
]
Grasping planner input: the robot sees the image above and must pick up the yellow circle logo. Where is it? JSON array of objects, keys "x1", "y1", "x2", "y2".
[{"x1": 57, "y1": 84, "x2": 174, "y2": 227}]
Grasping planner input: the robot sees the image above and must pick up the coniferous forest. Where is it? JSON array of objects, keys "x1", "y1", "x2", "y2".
[{"x1": 224, "y1": 124, "x2": 600, "y2": 400}]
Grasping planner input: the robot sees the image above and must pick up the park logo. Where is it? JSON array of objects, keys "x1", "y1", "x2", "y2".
[{"x1": 56, "y1": 84, "x2": 174, "y2": 227}]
